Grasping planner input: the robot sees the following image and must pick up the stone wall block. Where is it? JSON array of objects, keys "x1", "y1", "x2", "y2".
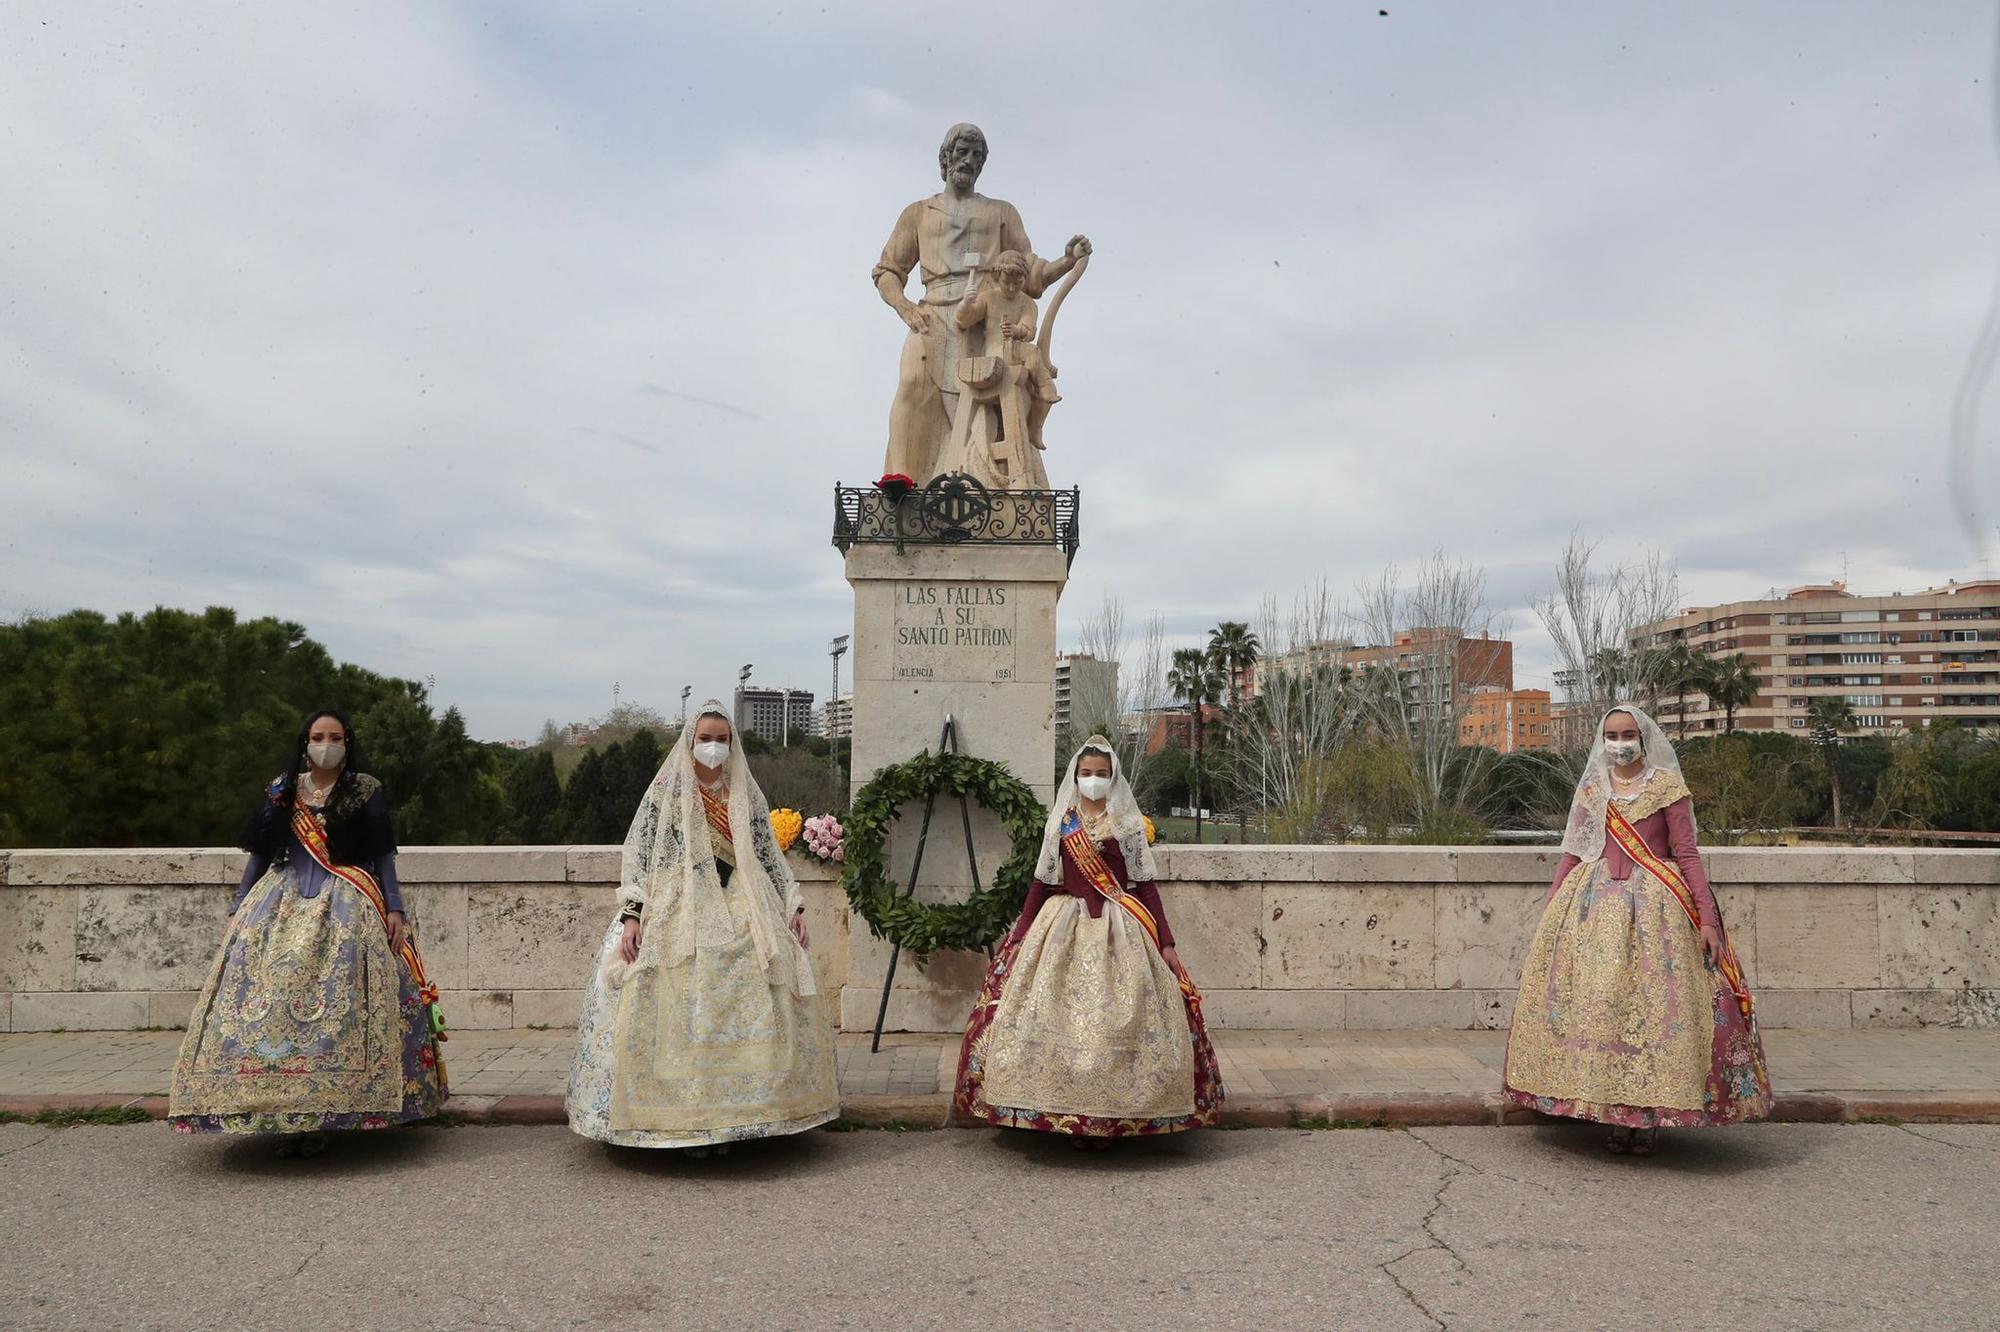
[
  {"x1": 1433, "y1": 884, "x2": 1544, "y2": 989},
  {"x1": 438, "y1": 990, "x2": 514, "y2": 1030},
  {"x1": 4, "y1": 849, "x2": 244, "y2": 886},
  {"x1": 512, "y1": 989, "x2": 585, "y2": 1028},
  {"x1": 1752, "y1": 989, "x2": 1852, "y2": 1029},
  {"x1": 1470, "y1": 989, "x2": 1517, "y2": 1030},
  {"x1": 1877, "y1": 888, "x2": 2000, "y2": 990},
  {"x1": 0, "y1": 888, "x2": 78, "y2": 992},
  {"x1": 400, "y1": 884, "x2": 469, "y2": 991},
  {"x1": 148, "y1": 991, "x2": 200, "y2": 1029},
  {"x1": 13, "y1": 991, "x2": 148, "y2": 1031},
  {"x1": 1345, "y1": 989, "x2": 1477, "y2": 1030},
  {"x1": 1715, "y1": 885, "x2": 1758, "y2": 985},
  {"x1": 1755, "y1": 885, "x2": 1882, "y2": 989},
  {"x1": 565, "y1": 847, "x2": 621, "y2": 882},
  {"x1": 1910, "y1": 850, "x2": 2000, "y2": 885},
  {"x1": 837, "y1": 984, "x2": 974, "y2": 1034},
  {"x1": 1709, "y1": 847, "x2": 1913, "y2": 885},
  {"x1": 396, "y1": 848, "x2": 571, "y2": 883},
  {"x1": 1851, "y1": 988, "x2": 2000, "y2": 1028},
  {"x1": 1262, "y1": 886, "x2": 1434, "y2": 990},
  {"x1": 1162, "y1": 883, "x2": 1263, "y2": 990},
  {"x1": 1200, "y1": 989, "x2": 1347, "y2": 1030},
  {"x1": 1309, "y1": 847, "x2": 1456, "y2": 883},
  {"x1": 464, "y1": 885, "x2": 615, "y2": 990},
  {"x1": 75, "y1": 886, "x2": 230, "y2": 994},
  {"x1": 1449, "y1": 848, "x2": 1560, "y2": 884}
]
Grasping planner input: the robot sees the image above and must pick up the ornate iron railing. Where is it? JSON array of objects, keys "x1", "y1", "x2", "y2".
[{"x1": 832, "y1": 473, "x2": 1081, "y2": 565}]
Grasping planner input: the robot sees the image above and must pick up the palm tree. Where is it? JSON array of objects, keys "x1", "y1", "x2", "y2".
[
  {"x1": 1806, "y1": 696, "x2": 1857, "y2": 828},
  {"x1": 1651, "y1": 640, "x2": 1705, "y2": 739},
  {"x1": 1168, "y1": 646, "x2": 1223, "y2": 839},
  {"x1": 1700, "y1": 652, "x2": 1762, "y2": 735},
  {"x1": 1206, "y1": 621, "x2": 1262, "y2": 709}
]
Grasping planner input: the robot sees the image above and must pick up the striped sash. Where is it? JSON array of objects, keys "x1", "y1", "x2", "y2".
[
  {"x1": 1605, "y1": 802, "x2": 1753, "y2": 1019},
  {"x1": 1059, "y1": 810, "x2": 1202, "y2": 1016},
  {"x1": 290, "y1": 804, "x2": 449, "y2": 1068}
]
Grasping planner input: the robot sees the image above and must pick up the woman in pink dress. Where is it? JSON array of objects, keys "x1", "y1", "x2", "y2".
[{"x1": 1503, "y1": 704, "x2": 1772, "y2": 1154}]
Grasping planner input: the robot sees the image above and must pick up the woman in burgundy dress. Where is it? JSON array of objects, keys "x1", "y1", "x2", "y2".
[
  {"x1": 1503, "y1": 704, "x2": 1771, "y2": 1154},
  {"x1": 954, "y1": 736, "x2": 1223, "y2": 1142}
]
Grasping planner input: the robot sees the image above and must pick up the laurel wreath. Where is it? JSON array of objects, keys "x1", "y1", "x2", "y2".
[{"x1": 840, "y1": 750, "x2": 1046, "y2": 962}]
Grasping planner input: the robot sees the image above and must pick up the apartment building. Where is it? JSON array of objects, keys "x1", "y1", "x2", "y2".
[
  {"x1": 1460, "y1": 687, "x2": 1556, "y2": 753},
  {"x1": 1630, "y1": 580, "x2": 2000, "y2": 735},
  {"x1": 1055, "y1": 652, "x2": 1120, "y2": 736},
  {"x1": 733, "y1": 686, "x2": 816, "y2": 745}
]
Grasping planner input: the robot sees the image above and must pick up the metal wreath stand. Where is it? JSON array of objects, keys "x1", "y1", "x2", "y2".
[{"x1": 869, "y1": 713, "x2": 996, "y2": 1053}]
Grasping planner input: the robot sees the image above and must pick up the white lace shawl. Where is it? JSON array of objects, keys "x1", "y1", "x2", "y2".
[
  {"x1": 1034, "y1": 735, "x2": 1161, "y2": 885},
  {"x1": 613, "y1": 700, "x2": 815, "y2": 995},
  {"x1": 1559, "y1": 702, "x2": 1690, "y2": 864}
]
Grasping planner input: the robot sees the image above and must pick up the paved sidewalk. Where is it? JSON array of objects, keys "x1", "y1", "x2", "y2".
[{"x1": 5, "y1": 1027, "x2": 1999, "y2": 1125}]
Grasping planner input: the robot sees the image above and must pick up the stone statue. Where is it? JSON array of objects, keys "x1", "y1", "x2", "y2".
[{"x1": 873, "y1": 124, "x2": 1090, "y2": 488}]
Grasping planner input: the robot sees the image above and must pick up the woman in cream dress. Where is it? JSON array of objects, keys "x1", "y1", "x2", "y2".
[{"x1": 566, "y1": 702, "x2": 838, "y2": 1153}]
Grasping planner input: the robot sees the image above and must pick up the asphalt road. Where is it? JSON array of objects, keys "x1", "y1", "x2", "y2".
[{"x1": 2, "y1": 1121, "x2": 1995, "y2": 1331}]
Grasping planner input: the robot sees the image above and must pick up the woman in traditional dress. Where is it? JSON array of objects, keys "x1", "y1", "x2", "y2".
[
  {"x1": 1502, "y1": 704, "x2": 1771, "y2": 1154},
  {"x1": 567, "y1": 702, "x2": 838, "y2": 1154},
  {"x1": 954, "y1": 736, "x2": 1223, "y2": 1144},
  {"x1": 169, "y1": 710, "x2": 447, "y2": 1154}
]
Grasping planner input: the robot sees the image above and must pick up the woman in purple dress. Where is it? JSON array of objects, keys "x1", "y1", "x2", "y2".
[{"x1": 169, "y1": 710, "x2": 446, "y2": 1155}]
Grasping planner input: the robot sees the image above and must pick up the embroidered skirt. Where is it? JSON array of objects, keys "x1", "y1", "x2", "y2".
[
  {"x1": 168, "y1": 865, "x2": 445, "y2": 1134},
  {"x1": 567, "y1": 919, "x2": 839, "y2": 1148},
  {"x1": 1502, "y1": 860, "x2": 1772, "y2": 1128},
  {"x1": 955, "y1": 895, "x2": 1223, "y2": 1136}
]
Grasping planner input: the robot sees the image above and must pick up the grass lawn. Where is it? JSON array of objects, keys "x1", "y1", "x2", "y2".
[{"x1": 1154, "y1": 816, "x2": 1264, "y2": 845}]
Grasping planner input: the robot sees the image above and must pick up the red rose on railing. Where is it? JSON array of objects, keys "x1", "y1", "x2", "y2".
[{"x1": 876, "y1": 473, "x2": 916, "y2": 503}]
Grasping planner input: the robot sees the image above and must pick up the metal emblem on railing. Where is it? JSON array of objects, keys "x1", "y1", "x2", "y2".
[
  {"x1": 832, "y1": 475, "x2": 1081, "y2": 565},
  {"x1": 918, "y1": 472, "x2": 994, "y2": 540}
]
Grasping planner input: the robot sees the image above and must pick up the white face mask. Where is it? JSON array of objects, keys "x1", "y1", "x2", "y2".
[
  {"x1": 693, "y1": 740, "x2": 730, "y2": 770},
  {"x1": 307, "y1": 741, "x2": 346, "y2": 770},
  {"x1": 1605, "y1": 739, "x2": 1643, "y2": 767},
  {"x1": 1077, "y1": 775, "x2": 1113, "y2": 801}
]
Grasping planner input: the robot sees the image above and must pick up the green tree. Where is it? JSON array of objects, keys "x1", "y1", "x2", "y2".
[
  {"x1": 505, "y1": 750, "x2": 563, "y2": 843},
  {"x1": 0, "y1": 606, "x2": 514, "y2": 848},
  {"x1": 1806, "y1": 696, "x2": 1857, "y2": 829},
  {"x1": 1206, "y1": 621, "x2": 1262, "y2": 709},
  {"x1": 1167, "y1": 646, "x2": 1223, "y2": 839},
  {"x1": 1697, "y1": 652, "x2": 1761, "y2": 734}
]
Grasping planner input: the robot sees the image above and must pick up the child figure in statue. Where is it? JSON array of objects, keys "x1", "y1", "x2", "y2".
[{"x1": 954, "y1": 249, "x2": 1061, "y2": 450}]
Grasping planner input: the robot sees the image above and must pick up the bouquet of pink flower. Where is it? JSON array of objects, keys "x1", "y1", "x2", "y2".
[{"x1": 801, "y1": 813, "x2": 845, "y2": 863}]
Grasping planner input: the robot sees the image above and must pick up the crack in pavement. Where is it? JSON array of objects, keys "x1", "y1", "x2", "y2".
[
  {"x1": 0, "y1": 1127, "x2": 62, "y2": 1162},
  {"x1": 1374, "y1": 1131, "x2": 1477, "y2": 1331},
  {"x1": 1405, "y1": 1128, "x2": 1556, "y2": 1196},
  {"x1": 288, "y1": 1240, "x2": 324, "y2": 1281},
  {"x1": 1897, "y1": 1124, "x2": 2000, "y2": 1154}
]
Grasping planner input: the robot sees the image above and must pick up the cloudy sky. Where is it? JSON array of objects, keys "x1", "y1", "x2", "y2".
[{"x1": 6, "y1": 2, "x2": 1999, "y2": 739}]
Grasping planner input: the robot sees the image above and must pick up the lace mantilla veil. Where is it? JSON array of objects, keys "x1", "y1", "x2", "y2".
[
  {"x1": 612, "y1": 699, "x2": 815, "y2": 996},
  {"x1": 1035, "y1": 734, "x2": 1161, "y2": 885},
  {"x1": 1559, "y1": 702, "x2": 1689, "y2": 865}
]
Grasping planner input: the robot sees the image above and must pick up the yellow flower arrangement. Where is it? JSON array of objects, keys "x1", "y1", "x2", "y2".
[
  {"x1": 769, "y1": 807, "x2": 803, "y2": 852},
  {"x1": 1143, "y1": 815, "x2": 1157, "y2": 844}
]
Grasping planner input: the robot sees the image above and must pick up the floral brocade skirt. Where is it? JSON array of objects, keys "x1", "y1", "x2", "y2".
[
  {"x1": 566, "y1": 919, "x2": 840, "y2": 1148},
  {"x1": 1502, "y1": 860, "x2": 1771, "y2": 1129},
  {"x1": 168, "y1": 866, "x2": 445, "y2": 1135},
  {"x1": 955, "y1": 896, "x2": 1224, "y2": 1136}
]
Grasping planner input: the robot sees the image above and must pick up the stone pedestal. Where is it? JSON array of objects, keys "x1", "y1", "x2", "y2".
[{"x1": 841, "y1": 539, "x2": 1070, "y2": 1031}]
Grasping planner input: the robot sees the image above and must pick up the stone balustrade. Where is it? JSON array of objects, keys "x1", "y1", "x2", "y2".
[{"x1": 2, "y1": 845, "x2": 1994, "y2": 1033}]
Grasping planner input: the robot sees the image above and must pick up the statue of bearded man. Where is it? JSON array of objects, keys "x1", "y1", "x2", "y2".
[{"x1": 872, "y1": 124, "x2": 1090, "y2": 484}]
